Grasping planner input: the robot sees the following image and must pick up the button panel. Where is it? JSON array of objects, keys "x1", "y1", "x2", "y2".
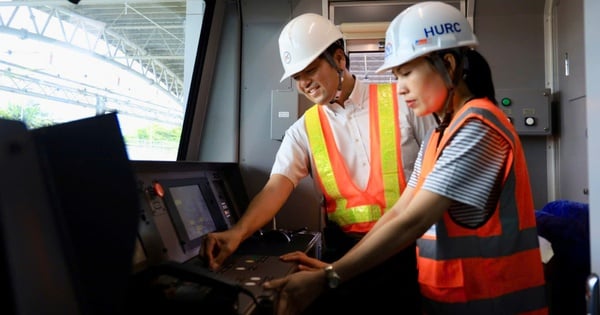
[{"x1": 497, "y1": 88, "x2": 552, "y2": 135}]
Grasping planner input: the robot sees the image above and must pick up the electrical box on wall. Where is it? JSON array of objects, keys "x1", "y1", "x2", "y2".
[
  {"x1": 270, "y1": 90, "x2": 298, "y2": 141},
  {"x1": 496, "y1": 88, "x2": 553, "y2": 136}
]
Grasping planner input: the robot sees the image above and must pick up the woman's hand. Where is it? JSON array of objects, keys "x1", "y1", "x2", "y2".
[{"x1": 279, "y1": 251, "x2": 328, "y2": 271}]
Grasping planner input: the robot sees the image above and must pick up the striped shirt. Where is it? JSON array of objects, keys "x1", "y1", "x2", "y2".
[{"x1": 408, "y1": 118, "x2": 510, "y2": 228}]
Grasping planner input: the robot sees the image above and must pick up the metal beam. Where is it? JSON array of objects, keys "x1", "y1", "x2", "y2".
[
  {"x1": 0, "y1": 4, "x2": 184, "y2": 101},
  {"x1": 0, "y1": 0, "x2": 185, "y2": 6}
]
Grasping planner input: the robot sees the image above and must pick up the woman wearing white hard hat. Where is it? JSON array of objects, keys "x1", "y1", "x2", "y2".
[
  {"x1": 265, "y1": 2, "x2": 548, "y2": 314},
  {"x1": 200, "y1": 12, "x2": 436, "y2": 315}
]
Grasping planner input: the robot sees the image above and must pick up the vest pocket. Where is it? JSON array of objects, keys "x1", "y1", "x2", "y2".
[{"x1": 418, "y1": 257, "x2": 464, "y2": 288}]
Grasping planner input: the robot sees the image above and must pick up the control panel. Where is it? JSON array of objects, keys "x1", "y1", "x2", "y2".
[
  {"x1": 132, "y1": 161, "x2": 247, "y2": 265},
  {"x1": 127, "y1": 161, "x2": 322, "y2": 315},
  {"x1": 496, "y1": 88, "x2": 553, "y2": 136}
]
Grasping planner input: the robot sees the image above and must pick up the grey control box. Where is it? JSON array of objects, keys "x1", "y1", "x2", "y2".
[{"x1": 496, "y1": 88, "x2": 553, "y2": 136}]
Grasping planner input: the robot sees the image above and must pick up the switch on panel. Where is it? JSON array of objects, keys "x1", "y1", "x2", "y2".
[
  {"x1": 524, "y1": 116, "x2": 536, "y2": 126},
  {"x1": 271, "y1": 90, "x2": 298, "y2": 141}
]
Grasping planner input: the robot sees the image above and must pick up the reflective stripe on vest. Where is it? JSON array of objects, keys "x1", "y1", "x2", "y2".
[
  {"x1": 415, "y1": 99, "x2": 547, "y2": 314},
  {"x1": 305, "y1": 83, "x2": 405, "y2": 233}
]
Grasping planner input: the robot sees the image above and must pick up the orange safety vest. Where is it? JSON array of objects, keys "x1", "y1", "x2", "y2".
[
  {"x1": 415, "y1": 98, "x2": 548, "y2": 314},
  {"x1": 305, "y1": 83, "x2": 405, "y2": 233}
]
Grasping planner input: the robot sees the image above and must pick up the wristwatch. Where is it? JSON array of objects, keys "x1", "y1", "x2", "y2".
[{"x1": 324, "y1": 265, "x2": 341, "y2": 289}]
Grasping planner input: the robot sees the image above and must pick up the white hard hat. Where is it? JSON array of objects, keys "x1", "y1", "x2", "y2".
[
  {"x1": 278, "y1": 13, "x2": 343, "y2": 82},
  {"x1": 376, "y1": 1, "x2": 478, "y2": 73}
]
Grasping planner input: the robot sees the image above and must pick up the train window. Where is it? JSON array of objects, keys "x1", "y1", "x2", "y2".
[
  {"x1": 348, "y1": 51, "x2": 396, "y2": 84},
  {"x1": 0, "y1": 0, "x2": 208, "y2": 161}
]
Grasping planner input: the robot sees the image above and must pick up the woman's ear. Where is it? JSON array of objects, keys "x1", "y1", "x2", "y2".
[{"x1": 443, "y1": 53, "x2": 457, "y2": 77}]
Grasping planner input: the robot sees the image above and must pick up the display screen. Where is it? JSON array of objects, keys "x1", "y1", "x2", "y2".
[
  {"x1": 168, "y1": 184, "x2": 217, "y2": 240},
  {"x1": 160, "y1": 177, "x2": 228, "y2": 253}
]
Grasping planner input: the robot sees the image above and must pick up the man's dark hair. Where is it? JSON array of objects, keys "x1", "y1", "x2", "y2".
[{"x1": 322, "y1": 39, "x2": 349, "y2": 70}]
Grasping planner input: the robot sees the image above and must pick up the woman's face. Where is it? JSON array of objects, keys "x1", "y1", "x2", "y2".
[
  {"x1": 292, "y1": 56, "x2": 341, "y2": 105},
  {"x1": 392, "y1": 56, "x2": 448, "y2": 117}
]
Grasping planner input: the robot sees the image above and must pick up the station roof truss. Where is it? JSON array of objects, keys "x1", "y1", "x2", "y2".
[{"x1": 0, "y1": 0, "x2": 188, "y2": 125}]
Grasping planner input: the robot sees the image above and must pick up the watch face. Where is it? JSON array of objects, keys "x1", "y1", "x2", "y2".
[
  {"x1": 328, "y1": 276, "x2": 340, "y2": 288},
  {"x1": 325, "y1": 266, "x2": 341, "y2": 289}
]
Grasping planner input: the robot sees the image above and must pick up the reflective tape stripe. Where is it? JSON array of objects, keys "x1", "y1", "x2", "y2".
[
  {"x1": 417, "y1": 226, "x2": 540, "y2": 259},
  {"x1": 376, "y1": 83, "x2": 403, "y2": 208},
  {"x1": 305, "y1": 106, "x2": 345, "y2": 204},
  {"x1": 327, "y1": 204, "x2": 383, "y2": 227},
  {"x1": 449, "y1": 106, "x2": 516, "y2": 145},
  {"x1": 423, "y1": 285, "x2": 548, "y2": 315}
]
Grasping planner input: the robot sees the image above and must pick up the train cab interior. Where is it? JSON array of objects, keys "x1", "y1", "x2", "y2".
[{"x1": 1, "y1": 0, "x2": 600, "y2": 314}]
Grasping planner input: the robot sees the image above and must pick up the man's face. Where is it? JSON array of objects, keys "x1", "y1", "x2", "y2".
[{"x1": 292, "y1": 57, "x2": 340, "y2": 105}]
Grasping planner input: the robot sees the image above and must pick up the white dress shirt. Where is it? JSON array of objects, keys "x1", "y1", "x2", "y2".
[{"x1": 271, "y1": 79, "x2": 437, "y2": 193}]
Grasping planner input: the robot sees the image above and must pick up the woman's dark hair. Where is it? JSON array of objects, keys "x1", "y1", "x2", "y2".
[
  {"x1": 433, "y1": 48, "x2": 497, "y2": 105},
  {"x1": 462, "y1": 49, "x2": 497, "y2": 105}
]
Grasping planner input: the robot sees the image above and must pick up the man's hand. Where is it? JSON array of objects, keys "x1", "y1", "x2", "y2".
[
  {"x1": 199, "y1": 230, "x2": 242, "y2": 270},
  {"x1": 279, "y1": 251, "x2": 327, "y2": 271},
  {"x1": 263, "y1": 269, "x2": 326, "y2": 315}
]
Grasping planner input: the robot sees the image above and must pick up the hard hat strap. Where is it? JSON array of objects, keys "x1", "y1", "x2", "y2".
[
  {"x1": 322, "y1": 51, "x2": 344, "y2": 104},
  {"x1": 427, "y1": 53, "x2": 456, "y2": 136}
]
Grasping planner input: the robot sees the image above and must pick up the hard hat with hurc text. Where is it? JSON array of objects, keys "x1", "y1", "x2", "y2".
[{"x1": 377, "y1": 1, "x2": 478, "y2": 74}]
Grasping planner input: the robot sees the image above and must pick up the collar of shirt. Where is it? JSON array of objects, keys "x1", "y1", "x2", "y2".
[{"x1": 322, "y1": 79, "x2": 370, "y2": 115}]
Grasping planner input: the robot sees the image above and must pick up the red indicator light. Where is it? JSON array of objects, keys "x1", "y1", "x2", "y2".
[{"x1": 153, "y1": 182, "x2": 165, "y2": 198}]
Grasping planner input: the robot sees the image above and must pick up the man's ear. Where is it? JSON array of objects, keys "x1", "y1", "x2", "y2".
[{"x1": 333, "y1": 49, "x2": 346, "y2": 71}]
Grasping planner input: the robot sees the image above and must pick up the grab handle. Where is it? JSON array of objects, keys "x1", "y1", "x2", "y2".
[{"x1": 587, "y1": 273, "x2": 599, "y2": 315}]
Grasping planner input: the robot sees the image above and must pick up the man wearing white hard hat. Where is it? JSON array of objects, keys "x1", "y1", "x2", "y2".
[
  {"x1": 265, "y1": 2, "x2": 548, "y2": 314},
  {"x1": 200, "y1": 12, "x2": 435, "y2": 314}
]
